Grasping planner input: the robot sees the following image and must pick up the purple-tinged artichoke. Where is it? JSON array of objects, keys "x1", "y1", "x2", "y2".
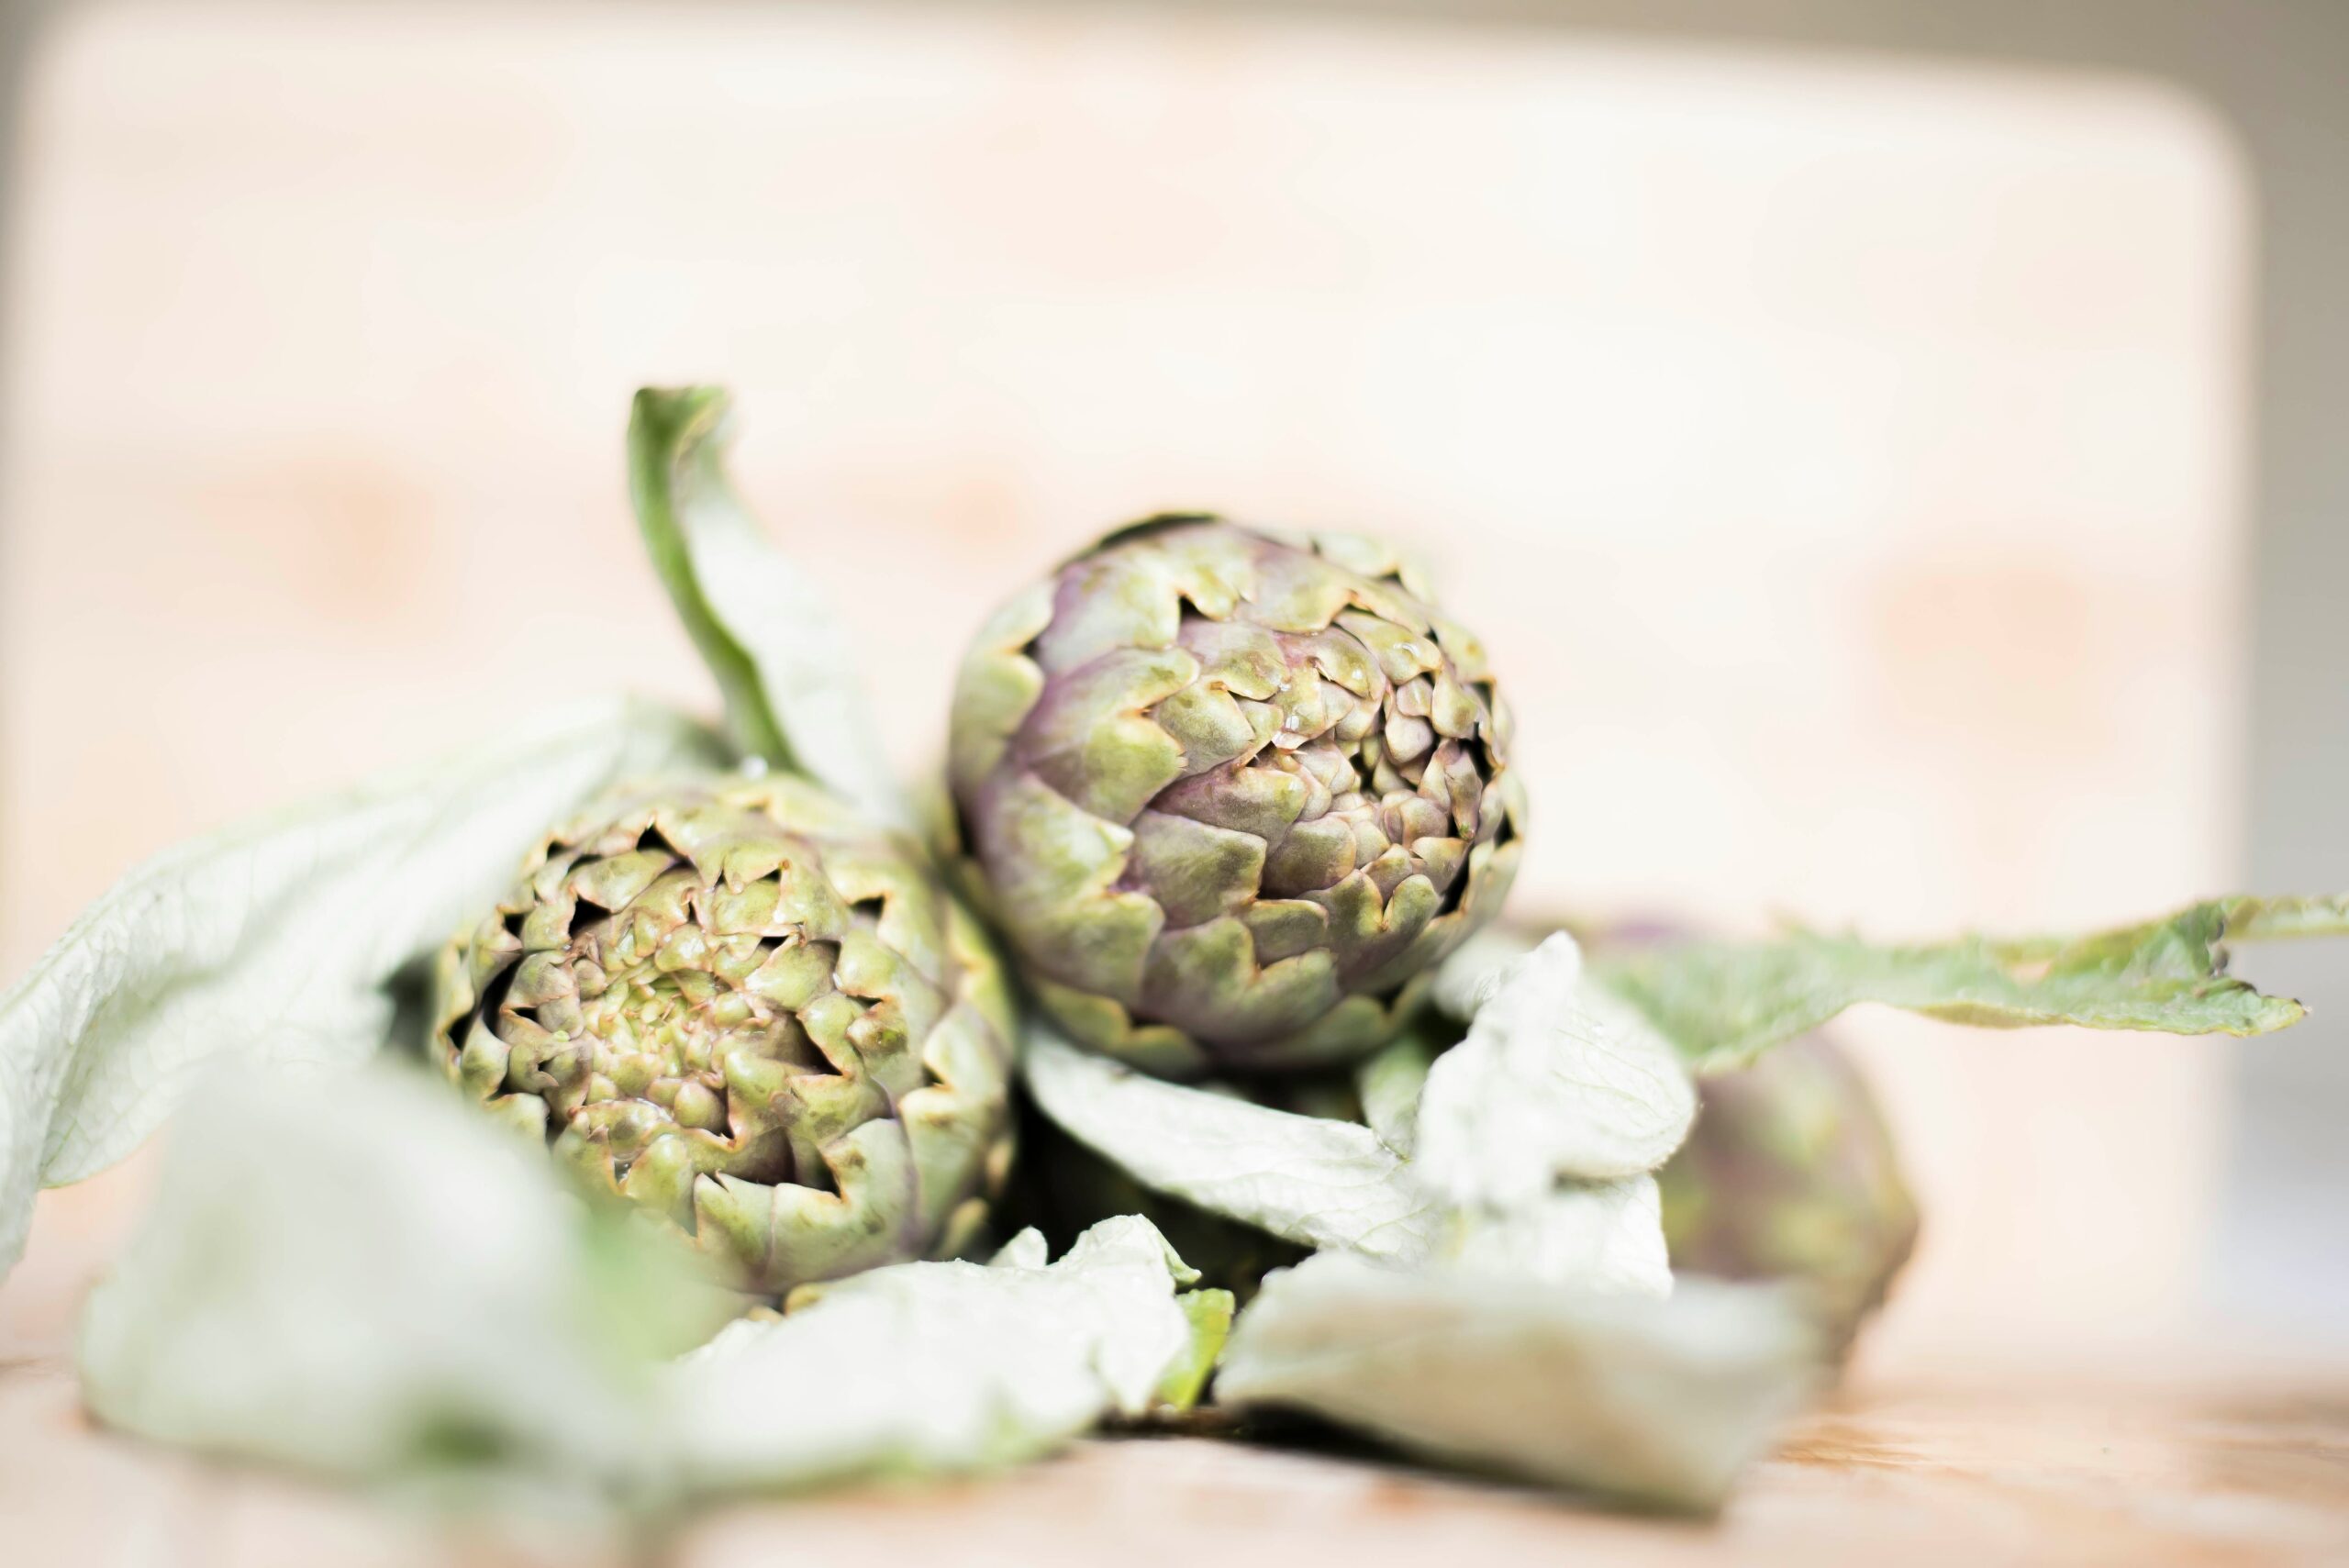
[
  {"x1": 432, "y1": 775, "x2": 1017, "y2": 1296},
  {"x1": 1654, "y1": 1032, "x2": 1919, "y2": 1360},
  {"x1": 949, "y1": 516, "x2": 1524, "y2": 1076}
]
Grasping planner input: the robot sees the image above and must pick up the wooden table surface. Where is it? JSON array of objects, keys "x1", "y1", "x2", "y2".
[
  {"x1": 5, "y1": 1162, "x2": 2346, "y2": 1567},
  {"x1": 6, "y1": 1336, "x2": 2346, "y2": 1567}
]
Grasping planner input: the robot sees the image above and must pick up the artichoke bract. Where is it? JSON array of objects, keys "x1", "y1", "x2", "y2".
[
  {"x1": 433, "y1": 775, "x2": 1017, "y2": 1296},
  {"x1": 950, "y1": 516, "x2": 1524, "y2": 1075}
]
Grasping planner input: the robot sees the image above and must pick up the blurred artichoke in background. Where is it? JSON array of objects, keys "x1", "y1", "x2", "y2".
[
  {"x1": 1654, "y1": 1032, "x2": 1919, "y2": 1360},
  {"x1": 949, "y1": 515, "x2": 1524, "y2": 1076},
  {"x1": 434, "y1": 775, "x2": 1017, "y2": 1296}
]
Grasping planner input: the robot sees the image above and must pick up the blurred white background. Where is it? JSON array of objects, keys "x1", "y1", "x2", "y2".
[{"x1": 0, "y1": 0, "x2": 2340, "y2": 1373}]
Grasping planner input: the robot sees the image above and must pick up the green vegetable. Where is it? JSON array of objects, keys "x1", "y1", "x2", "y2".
[
  {"x1": 948, "y1": 516, "x2": 1524, "y2": 1077},
  {"x1": 433, "y1": 776, "x2": 1018, "y2": 1295}
]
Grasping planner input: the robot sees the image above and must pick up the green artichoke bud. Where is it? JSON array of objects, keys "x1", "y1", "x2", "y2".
[
  {"x1": 950, "y1": 515, "x2": 1524, "y2": 1075},
  {"x1": 432, "y1": 775, "x2": 1017, "y2": 1296},
  {"x1": 1655, "y1": 1032, "x2": 1919, "y2": 1361}
]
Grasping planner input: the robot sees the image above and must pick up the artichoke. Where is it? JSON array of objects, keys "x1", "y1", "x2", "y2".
[
  {"x1": 949, "y1": 515, "x2": 1524, "y2": 1075},
  {"x1": 1654, "y1": 1032, "x2": 1919, "y2": 1360},
  {"x1": 432, "y1": 775, "x2": 1017, "y2": 1296}
]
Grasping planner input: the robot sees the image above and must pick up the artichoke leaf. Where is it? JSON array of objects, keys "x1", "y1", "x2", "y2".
[
  {"x1": 1022, "y1": 1027, "x2": 1674, "y2": 1291},
  {"x1": 1436, "y1": 1175, "x2": 1671, "y2": 1299},
  {"x1": 628, "y1": 385, "x2": 911, "y2": 830},
  {"x1": 1587, "y1": 894, "x2": 2349, "y2": 1075},
  {"x1": 1216, "y1": 1252, "x2": 1820, "y2": 1514},
  {"x1": 1353, "y1": 1030, "x2": 1436, "y2": 1156},
  {"x1": 0, "y1": 696, "x2": 726, "y2": 1282},
  {"x1": 1412, "y1": 932, "x2": 1696, "y2": 1207},
  {"x1": 660, "y1": 1215, "x2": 1203, "y2": 1494},
  {"x1": 80, "y1": 1063, "x2": 1210, "y2": 1507},
  {"x1": 1022, "y1": 1028, "x2": 1442, "y2": 1261},
  {"x1": 78, "y1": 1065, "x2": 731, "y2": 1505}
]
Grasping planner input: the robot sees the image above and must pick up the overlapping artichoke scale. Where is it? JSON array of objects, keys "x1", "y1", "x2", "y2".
[{"x1": 693, "y1": 1117, "x2": 921, "y2": 1289}]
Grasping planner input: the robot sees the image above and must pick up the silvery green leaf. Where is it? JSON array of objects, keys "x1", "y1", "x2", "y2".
[
  {"x1": 1592, "y1": 894, "x2": 2349, "y2": 1075},
  {"x1": 1430, "y1": 924, "x2": 1540, "y2": 1020},
  {"x1": 1022, "y1": 1028, "x2": 1441, "y2": 1261},
  {"x1": 1439, "y1": 1176, "x2": 1671, "y2": 1297},
  {"x1": 77, "y1": 1065, "x2": 729, "y2": 1499},
  {"x1": 1354, "y1": 1032, "x2": 1436, "y2": 1156},
  {"x1": 629, "y1": 386, "x2": 909, "y2": 828},
  {"x1": 659, "y1": 1216, "x2": 1201, "y2": 1495},
  {"x1": 1216, "y1": 1252, "x2": 1820, "y2": 1512},
  {"x1": 0, "y1": 696, "x2": 725, "y2": 1282},
  {"x1": 1413, "y1": 933, "x2": 1696, "y2": 1207},
  {"x1": 988, "y1": 1227, "x2": 1051, "y2": 1270},
  {"x1": 1025, "y1": 1028, "x2": 1675, "y2": 1294},
  {"x1": 81, "y1": 1064, "x2": 1212, "y2": 1508}
]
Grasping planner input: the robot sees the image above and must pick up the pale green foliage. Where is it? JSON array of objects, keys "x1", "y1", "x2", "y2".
[
  {"x1": 662, "y1": 1217, "x2": 1206, "y2": 1495},
  {"x1": 78, "y1": 1066, "x2": 730, "y2": 1498},
  {"x1": 1413, "y1": 932, "x2": 1696, "y2": 1206},
  {"x1": 629, "y1": 386, "x2": 911, "y2": 830},
  {"x1": 1354, "y1": 1031, "x2": 1435, "y2": 1154},
  {"x1": 0, "y1": 697, "x2": 725, "y2": 1281},
  {"x1": 79, "y1": 1066, "x2": 1208, "y2": 1507},
  {"x1": 1023, "y1": 1029, "x2": 1442, "y2": 1261},
  {"x1": 1592, "y1": 895, "x2": 2349, "y2": 1074},
  {"x1": 1026, "y1": 891, "x2": 2349, "y2": 1507},
  {"x1": 1021, "y1": 1023, "x2": 1673, "y2": 1294},
  {"x1": 1439, "y1": 1176, "x2": 1670, "y2": 1298},
  {"x1": 1216, "y1": 1253, "x2": 1819, "y2": 1514}
]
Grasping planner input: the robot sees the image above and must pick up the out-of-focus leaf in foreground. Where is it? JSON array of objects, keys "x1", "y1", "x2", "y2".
[
  {"x1": 78, "y1": 1065, "x2": 731, "y2": 1501},
  {"x1": 79, "y1": 1064, "x2": 1212, "y2": 1511},
  {"x1": 1412, "y1": 932, "x2": 1696, "y2": 1207},
  {"x1": 629, "y1": 386, "x2": 909, "y2": 829},
  {"x1": 1591, "y1": 895, "x2": 2349, "y2": 1074},
  {"x1": 0, "y1": 697, "x2": 726, "y2": 1282},
  {"x1": 662, "y1": 1218, "x2": 1208, "y2": 1496},
  {"x1": 1217, "y1": 1252, "x2": 1820, "y2": 1513}
]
